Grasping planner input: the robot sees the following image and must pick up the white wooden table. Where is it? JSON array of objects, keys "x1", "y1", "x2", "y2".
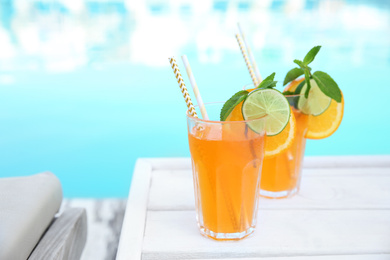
[{"x1": 116, "y1": 156, "x2": 390, "y2": 260}]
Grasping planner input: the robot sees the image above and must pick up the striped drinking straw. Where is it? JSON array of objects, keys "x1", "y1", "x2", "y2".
[
  {"x1": 168, "y1": 56, "x2": 240, "y2": 232},
  {"x1": 235, "y1": 33, "x2": 259, "y2": 87},
  {"x1": 168, "y1": 57, "x2": 198, "y2": 118},
  {"x1": 237, "y1": 23, "x2": 262, "y2": 82}
]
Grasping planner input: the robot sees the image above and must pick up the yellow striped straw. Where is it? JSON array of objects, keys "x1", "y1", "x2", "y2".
[
  {"x1": 181, "y1": 55, "x2": 209, "y2": 120},
  {"x1": 169, "y1": 57, "x2": 198, "y2": 118},
  {"x1": 235, "y1": 33, "x2": 259, "y2": 87},
  {"x1": 237, "y1": 23, "x2": 262, "y2": 82}
]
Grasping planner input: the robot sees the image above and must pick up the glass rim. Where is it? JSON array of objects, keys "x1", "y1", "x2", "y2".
[
  {"x1": 284, "y1": 93, "x2": 303, "y2": 97},
  {"x1": 186, "y1": 101, "x2": 267, "y2": 124}
]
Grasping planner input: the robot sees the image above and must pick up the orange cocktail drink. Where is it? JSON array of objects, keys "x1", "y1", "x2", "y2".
[
  {"x1": 242, "y1": 85, "x2": 309, "y2": 198},
  {"x1": 260, "y1": 107, "x2": 308, "y2": 198},
  {"x1": 234, "y1": 45, "x2": 343, "y2": 199},
  {"x1": 187, "y1": 103, "x2": 266, "y2": 240}
]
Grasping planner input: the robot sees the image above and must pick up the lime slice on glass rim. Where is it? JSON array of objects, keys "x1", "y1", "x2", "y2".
[
  {"x1": 297, "y1": 79, "x2": 331, "y2": 116},
  {"x1": 242, "y1": 88, "x2": 290, "y2": 136}
]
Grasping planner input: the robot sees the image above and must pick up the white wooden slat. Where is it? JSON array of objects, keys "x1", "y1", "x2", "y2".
[
  {"x1": 303, "y1": 167, "x2": 390, "y2": 176},
  {"x1": 142, "y1": 157, "x2": 191, "y2": 170},
  {"x1": 142, "y1": 210, "x2": 390, "y2": 260},
  {"x1": 144, "y1": 156, "x2": 390, "y2": 172},
  {"x1": 148, "y1": 170, "x2": 195, "y2": 211},
  {"x1": 303, "y1": 155, "x2": 390, "y2": 168},
  {"x1": 147, "y1": 168, "x2": 390, "y2": 211},
  {"x1": 116, "y1": 159, "x2": 152, "y2": 260}
]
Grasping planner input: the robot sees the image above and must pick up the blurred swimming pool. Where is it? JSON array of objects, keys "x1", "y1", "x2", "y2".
[{"x1": 0, "y1": 0, "x2": 389, "y2": 197}]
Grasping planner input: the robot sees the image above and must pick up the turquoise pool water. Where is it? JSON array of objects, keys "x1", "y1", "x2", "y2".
[{"x1": 0, "y1": 0, "x2": 389, "y2": 197}]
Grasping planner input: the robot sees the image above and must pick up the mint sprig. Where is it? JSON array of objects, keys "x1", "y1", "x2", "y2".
[
  {"x1": 303, "y1": 46, "x2": 321, "y2": 65},
  {"x1": 220, "y1": 90, "x2": 249, "y2": 121},
  {"x1": 293, "y1": 59, "x2": 305, "y2": 68},
  {"x1": 284, "y1": 46, "x2": 342, "y2": 103},
  {"x1": 257, "y1": 72, "x2": 277, "y2": 89},
  {"x1": 283, "y1": 68, "x2": 304, "y2": 86},
  {"x1": 303, "y1": 69, "x2": 311, "y2": 98},
  {"x1": 220, "y1": 72, "x2": 278, "y2": 121},
  {"x1": 312, "y1": 71, "x2": 342, "y2": 102}
]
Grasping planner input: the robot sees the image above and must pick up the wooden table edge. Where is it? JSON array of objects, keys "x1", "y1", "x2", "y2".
[{"x1": 116, "y1": 155, "x2": 390, "y2": 259}]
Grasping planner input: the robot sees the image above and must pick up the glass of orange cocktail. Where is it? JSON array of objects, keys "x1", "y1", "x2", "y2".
[
  {"x1": 187, "y1": 102, "x2": 266, "y2": 240},
  {"x1": 261, "y1": 63, "x2": 344, "y2": 199},
  {"x1": 260, "y1": 101, "x2": 309, "y2": 198},
  {"x1": 242, "y1": 85, "x2": 309, "y2": 198},
  {"x1": 230, "y1": 42, "x2": 344, "y2": 200}
]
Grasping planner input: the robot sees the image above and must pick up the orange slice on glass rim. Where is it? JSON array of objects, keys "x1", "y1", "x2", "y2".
[
  {"x1": 285, "y1": 78, "x2": 344, "y2": 139},
  {"x1": 263, "y1": 108, "x2": 296, "y2": 157},
  {"x1": 226, "y1": 88, "x2": 296, "y2": 157}
]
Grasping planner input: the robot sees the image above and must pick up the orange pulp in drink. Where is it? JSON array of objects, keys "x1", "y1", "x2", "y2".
[{"x1": 188, "y1": 123, "x2": 265, "y2": 236}]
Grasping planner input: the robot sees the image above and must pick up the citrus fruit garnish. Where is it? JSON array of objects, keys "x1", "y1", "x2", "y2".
[
  {"x1": 285, "y1": 78, "x2": 344, "y2": 139},
  {"x1": 224, "y1": 88, "x2": 254, "y2": 121},
  {"x1": 222, "y1": 85, "x2": 296, "y2": 157},
  {"x1": 305, "y1": 94, "x2": 344, "y2": 139},
  {"x1": 284, "y1": 78, "x2": 304, "y2": 93},
  {"x1": 296, "y1": 79, "x2": 331, "y2": 116},
  {"x1": 242, "y1": 88, "x2": 290, "y2": 136},
  {"x1": 263, "y1": 107, "x2": 296, "y2": 157},
  {"x1": 225, "y1": 101, "x2": 244, "y2": 121},
  {"x1": 220, "y1": 90, "x2": 249, "y2": 121}
]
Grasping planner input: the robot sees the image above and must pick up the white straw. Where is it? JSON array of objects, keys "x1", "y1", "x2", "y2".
[
  {"x1": 238, "y1": 23, "x2": 262, "y2": 82},
  {"x1": 181, "y1": 55, "x2": 209, "y2": 120}
]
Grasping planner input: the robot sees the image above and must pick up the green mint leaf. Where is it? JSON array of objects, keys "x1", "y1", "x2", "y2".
[
  {"x1": 303, "y1": 46, "x2": 321, "y2": 65},
  {"x1": 267, "y1": 81, "x2": 278, "y2": 88},
  {"x1": 220, "y1": 90, "x2": 249, "y2": 121},
  {"x1": 283, "y1": 67, "x2": 304, "y2": 86},
  {"x1": 294, "y1": 59, "x2": 305, "y2": 68},
  {"x1": 257, "y1": 73, "x2": 277, "y2": 89},
  {"x1": 312, "y1": 71, "x2": 342, "y2": 102},
  {"x1": 258, "y1": 80, "x2": 277, "y2": 89},
  {"x1": 304, "y1": 69, "x2": 311, "y2": 98},
  {"x1": 261, "y1": 72, "x2": 276, "y2": 83}
]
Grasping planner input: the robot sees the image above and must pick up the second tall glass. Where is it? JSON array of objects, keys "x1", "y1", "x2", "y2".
[
  {"x1": 243, "y1": 85, "x2": 309, "y2": 198},
  {"x1": 260, "y1": 106, "x2": 308, "y2": 198}
]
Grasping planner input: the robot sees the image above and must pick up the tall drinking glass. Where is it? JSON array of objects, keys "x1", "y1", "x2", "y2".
[
  {"x1": 243, "y1": 85, "x2": 309, "y2": 198},
  {"x1": 187, "y1": 102, "x2": 266, "y2": 240},
  {"x1": 260, "y1": 104, "x2": 309, "y2": 198}
]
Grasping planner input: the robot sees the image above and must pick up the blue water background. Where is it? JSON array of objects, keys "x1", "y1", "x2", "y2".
[{"x1": 0, "y1": 0, "x2": 389, "y2": 197}]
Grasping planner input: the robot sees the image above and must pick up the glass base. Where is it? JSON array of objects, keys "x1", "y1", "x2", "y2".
[
  {"x1": 260, "y1": 186, "x2": 299, "y2": 199},
  {"x1": 199, "y1": 226, "x2": 255, "y2": 241}
]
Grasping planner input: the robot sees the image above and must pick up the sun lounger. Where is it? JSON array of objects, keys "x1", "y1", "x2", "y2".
[{"x1": 0, "y1": 172, "x2": 87, "y2": 260}]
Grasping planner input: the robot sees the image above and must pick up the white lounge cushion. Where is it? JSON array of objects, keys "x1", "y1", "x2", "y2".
[{"x1": 0, "y1": 172, "x2": 62, "y2": 260}]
